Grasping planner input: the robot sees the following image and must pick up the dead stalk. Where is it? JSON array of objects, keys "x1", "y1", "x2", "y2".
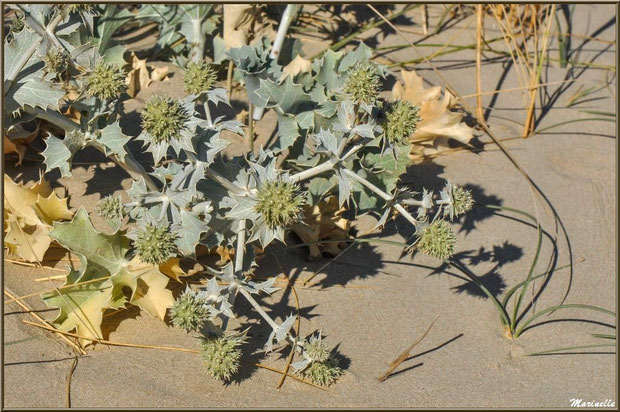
[{"x1": 475, "y1": 4, "x2": 485, "y2": 123}]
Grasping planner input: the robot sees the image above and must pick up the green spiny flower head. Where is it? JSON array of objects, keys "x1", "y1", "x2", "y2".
[
  {"x1": 303, "y1": 333, "x2": 330, "y2": 363},
  {"x1": 84, "y1": 62, "x2": 126, "y2": 101},
  {"x1": 382, "y1": 100, "x2": 421, "y2": 146},
  {"x1": 343, "y1": 63, "x2": 381, "y2": 104},
  {"x1": 170, "y1": 289, "x2": 209, "y2": 332},
  {"x1": 134, "y1": 224, "x2": 178, "y2": 265},
  {"x1": 96, "y1": 195, "x2": 124, "y2": 220},
  {"x1": 301, "y1": 357, "x2": 343, "y2": 387},
  {"x1": 416, "y1": 219, "x2": 456, "y2": 260},
  {"x1": 184, "y1": 61, "x2": 218, "y2": 95},
  {"x1": 43, "y1": 48, "x2": 69, "y2": 74},
  {"x1": 141, "y1": 97, "x2": 190, "y2": 144},
  {"x1": 254, "y1": 180, "x2": 305, "y2": 229},
  {"x1": 200, "y1": 334, "x2": 245, "y2": 381},
  {"x1": 452, "y1": 185, "x2": 474, "y2": 217}
]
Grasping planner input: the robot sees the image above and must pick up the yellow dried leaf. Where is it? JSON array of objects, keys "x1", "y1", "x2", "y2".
[
  {"x1": 292, "y1": 196, "x2": 350, "y2": 259},
  {"x1": 125, "y1": 52, "x2": 150, "y2": 98},
  {"x1": 4, "y1": 123, "x2": 40, "y2": 165},
  {"x1": 223, "y1": 4, "x2": 254, "y2": 49},
  {"x1": 3, "y1": 175, "x2": 72, "y2": 262},
  {"x1": 391, "y1": 69, "x2": 474, "y2": 162},
  {"x1": 130, "y1": 269, "x2": 174, "y2": 321},
  {"x1": 5, "y1": 216, "x2": 52, "y2": 262},
  {"x1": 281, "y1": 55, "x2": 312, "y2": 81},
  {"x1": 150, "y1": 65, "x2": 170, "y2": 82},
  {"x1": 35, "y1": 192, "x2": 73, "y2": 225}
]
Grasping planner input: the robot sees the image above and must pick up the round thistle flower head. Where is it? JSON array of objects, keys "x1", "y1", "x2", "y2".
[
  {"x1": 134, "y1": 224, "x2": 178, "y2": 265},
  {"x1": 382, "y1": 100, "x2": 421, "y2": 146},
  {"x1": 141, "y1": 97, "x2": 190, "y2": 144},
  {"x1": 184, "y1": 61, "x2": 218, "y2": 95},
  {"x1": 343, "y1": 63, "x2": 381, "y2": 104},
  {"x1": 254, "y1": 180, "x2": 305, "y2": 229},
  {"x1": 170, "y1": 289, "x2": 209, "y2": 332},
  {"x1": 416, "y1": 219, "x2": 456, "y2": 260},
  {"x1": 452, "y1": 185, "x2": 474, "y2": 217},
  {"x1": 84, "y1": 62, "x2": 126, "y2": 101},
  {"x1": 96, "y1": 195, "x2": 124, "y2": 220},
  {"x1": 303, "y1": 333, "x2": 330, "y2": 363},
  {"x1": 200, "y1": 335, "x2": 245, "y2": 381},
  {"x1": 43, "y1": 48, "x2": 69, "y2": 74},
  {"x1": 301, "y1": 357, "x2": 343, "y2": 387}
]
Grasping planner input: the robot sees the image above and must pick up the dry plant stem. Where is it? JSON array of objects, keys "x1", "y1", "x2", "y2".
[
  {"x1": 24, "y1": 320, "x2": 323, "y2": 389},
  {"x1": 378, "y1": 315, "x2": 439, "y2": 382},
  {"x1": 271, "y1": 255, "x2": 302, "y2": 390},
  {"x1": 421, "y1": 5, "x2": 428, "y2": 35},
  {"x1": 23, "y1": 320, "x2": 201, "y2": 353},
  {"x1": 523, "y1": 5, "x2": 556, "y2": 137},
  {"x1": 65, "y1": 357, "x2": 78, "y2": 408},
  {"x1": 253, "y1": 4, "x2": 301, "y2": 121},
  {"x1": 5, "y1": 259, "x2": 66, "y2": 272},
  {"x1": 5, "y1": 289, "x2": 87, "y2": 355},
  {"x1": 254, "y1": 363, "x2": 327, "y2": 390},
  {"x1": 475, "y1": 4, "x2": 485, "y2": 123},
  {"x1": 227, "y1": 61, "x2": 234, "y2": 96},
  {"x1": 459, "y1": 79, "x2": 574, "y2": 100}
]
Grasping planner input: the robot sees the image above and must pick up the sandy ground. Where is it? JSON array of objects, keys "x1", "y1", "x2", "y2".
[{"x1": 3, "y1": 4, "x2": 617, "y2": 408}]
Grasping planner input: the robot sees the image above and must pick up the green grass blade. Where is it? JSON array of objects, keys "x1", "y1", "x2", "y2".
[
  {"x1": 515, "y1": 304, "x2": 616, "y2": 338},
  {"x1": 448, "y1": 259, "x2": 511, "y2": 327},
  {"x1": 526, "y1": 343, "x2": 615, "y2": 356},
  {"x1": 434, "y1": 5, "x2": 454, "y2": 34},
  {"x1": 485, "y1": 205, "x2": 543, "y2": 332},
  {"x1": 536, "y1": 117, "x2": 615, "y2": 134},
  {"x1": 502, "y1": 262, "x2": 574, "y2": 307},
  {"x1": 579, "y1": 110, "x2": 615, "y2": 117},
  {"x1": 592, "y1": 333, "x2": 616, "y2": 340}
]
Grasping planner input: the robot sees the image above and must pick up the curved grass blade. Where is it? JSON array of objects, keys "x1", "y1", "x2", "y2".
[
  {"x1": 502, "y1": 262, "x2": 575, "y2": 307},
  {"x1": 486, "y1": 205, "x2": 543, "y2": 331},
  {"x1": 526, "y1": 343, "x2": 615, "y2": 356},
  {"x1": 448, "y1": 259, "x2": 511, "y2": 327},
  {"x1": 592, "y1": 333, "x2": 616, "y2": 340},
  {"x1": 515, "y1": 304, "x2": 616, "y2": 338}
]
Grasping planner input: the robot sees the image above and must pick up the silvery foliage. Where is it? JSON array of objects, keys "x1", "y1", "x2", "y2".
[{"x1": 5, "y1": 5, "x2": 471, "y2": 380}]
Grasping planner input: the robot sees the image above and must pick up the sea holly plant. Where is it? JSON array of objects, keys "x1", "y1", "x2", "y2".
[{"x1": 4, "y1": 6, "x2": 476, "y2": 387}]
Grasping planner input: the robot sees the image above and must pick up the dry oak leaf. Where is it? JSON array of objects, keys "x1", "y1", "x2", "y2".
[
  {"x1": 223, "y1": 4, "x2": 254, "y2": 49},
  {"x1": 43, "y1": 209, "x2": 174, "y2": 346},
  {"x1": 159, "y1": 257, "x2": 204, "y2": 282},
  {"x1": 125, "y1": 52, "x2": 151, "y2": 98},
  {"x1": 392, "y1": 69, "x2": 474, "y2": 162},
  {"x1": 292, "y1": 196, "x2": 351, "y2": 259},
  {"x1": 281, "y1": 55, "x2": 312, "y2": 81},
  {"x1": 4, "y1": 123, "x2": 40, "y2": 165},
  {"x1": 3, "y1": 175, "x2": 72, "y2": 262},
  {"x1": 150, "y1": 65, "x2": 170, "y2": 82}
]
